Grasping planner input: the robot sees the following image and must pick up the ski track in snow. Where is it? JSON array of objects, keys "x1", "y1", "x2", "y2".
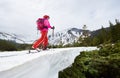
[{"x1": 0, "y1": 47, "x2": 97, "y2": 78}]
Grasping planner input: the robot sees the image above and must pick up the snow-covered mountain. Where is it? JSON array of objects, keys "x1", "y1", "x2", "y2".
[
  {"x1": 0, "y1": 32, "x2": 25, "y2": 43},
  {"x1": 48, "y1": 28, "x2": 90, "y2": 45},
  {"x1": 0, "y1": 27, "x2": 90, "y2": 45}
]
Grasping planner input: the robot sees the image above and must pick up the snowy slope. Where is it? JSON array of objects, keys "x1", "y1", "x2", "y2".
[
  {"x1": 0, "y1": 32, "x2": 25, "y2": 43},
  {"x1": 0, "y1": 47, "x2": 97, "y2": 78}
]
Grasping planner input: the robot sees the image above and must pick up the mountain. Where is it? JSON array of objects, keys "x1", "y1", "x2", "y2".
[
  {"x1": 90, "y1": 27, "x2": 110, "y2": 37},
  {"x1": 48, "y1": 28, "x2": 90, "y2": 46},
  {"x1": 0, "y1": 27, "x2": 91, "y2": 45},
  {"x1": 0, "y1": 32, "x2": 25, "y2": 43}
]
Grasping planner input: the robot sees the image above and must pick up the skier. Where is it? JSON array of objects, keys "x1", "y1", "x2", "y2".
[{"x1": 32, "y1": 15, "x2": 55, "y2": 51}]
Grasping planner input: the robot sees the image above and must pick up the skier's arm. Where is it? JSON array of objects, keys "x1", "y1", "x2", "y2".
[{"x1": 44, "y1": 20, "x2": 52, "y2": 28}]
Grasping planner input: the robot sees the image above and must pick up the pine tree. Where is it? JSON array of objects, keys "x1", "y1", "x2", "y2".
[{"x1": 110, "y1": 19, "x2": 120, "y2": 42}]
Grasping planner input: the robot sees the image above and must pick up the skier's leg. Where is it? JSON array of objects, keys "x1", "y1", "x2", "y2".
[
  {"x1": 32, "y1": 31, "x2": 46, "y2": 49},
  {"x1": 42, "y1": 31, "x2": 48, "y2": 50}
]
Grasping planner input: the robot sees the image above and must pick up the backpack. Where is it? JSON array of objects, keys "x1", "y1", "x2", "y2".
[{"x1": 36, "y1": 18, "x2": 46, "y2": 30}]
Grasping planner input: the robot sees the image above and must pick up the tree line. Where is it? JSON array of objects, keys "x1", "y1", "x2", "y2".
[
  {"x1": 0, "y1": 39, "x2": 30, "y2": 51},
  {"x1": 73, "y1": 19, "x2": 120, "y2": 46}
]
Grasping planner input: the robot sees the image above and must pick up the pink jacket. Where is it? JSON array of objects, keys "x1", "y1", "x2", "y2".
[{"x1": 43, "y1": 19, "x2": 52, "y2": 31}]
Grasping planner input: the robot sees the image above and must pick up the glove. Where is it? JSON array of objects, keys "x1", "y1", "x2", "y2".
[{"x1": 51, "y1": 26, "x2": 55, "y2": 29}]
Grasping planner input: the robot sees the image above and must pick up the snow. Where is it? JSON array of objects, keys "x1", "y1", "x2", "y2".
[
  {"x1": 49, "y1": 28, "x2": 83, "y2": 45},
  {"x1": 0, "y1": 47, "x2": 97, "y2": 78}
]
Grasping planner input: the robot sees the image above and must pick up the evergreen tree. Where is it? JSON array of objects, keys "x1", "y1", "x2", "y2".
[
  {"x1": 115, "y1": 19, "x2": 120, "y2": 42},
  {"x1": 110, "y1": 19, "x2": 120, "y2": 42},
  {"x1": 97, "y1": 26, "x2": 108, "y2": 44}
]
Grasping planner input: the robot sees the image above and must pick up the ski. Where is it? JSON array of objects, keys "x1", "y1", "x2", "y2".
[
  {"x1": 27, "y1": 49, "x2": 41, "y2": 54},
  {"x1": 28, "y1": 48, "x2": 52, "y2": 54}
]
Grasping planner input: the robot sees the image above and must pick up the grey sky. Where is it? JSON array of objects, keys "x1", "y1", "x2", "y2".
[{"x1": 0, "y1": 0, "x2": 120, "y2": 40}]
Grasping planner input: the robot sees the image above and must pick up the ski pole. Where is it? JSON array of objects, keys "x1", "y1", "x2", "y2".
[
  {"x1": 37, "y1": 29, "x2": 39, "y2": 37},
  {"x1": 51, "y1": 26, "x2": 55, "y2": 49},
  {"x1": 52, "y1": 26, "x2": 55, "y2": 38}
]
